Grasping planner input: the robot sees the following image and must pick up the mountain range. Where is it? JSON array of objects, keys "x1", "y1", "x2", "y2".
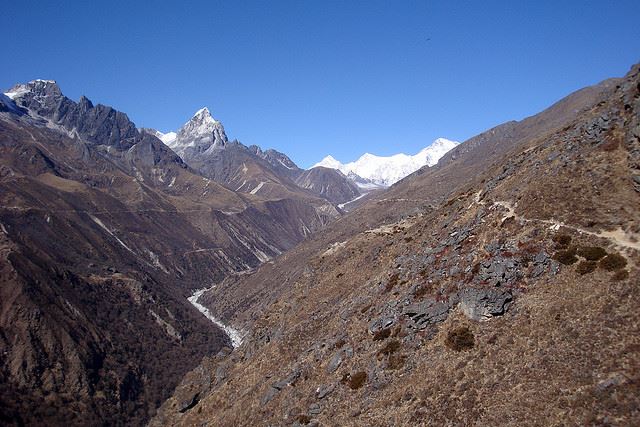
[
  {"x1": 1, "y1": 63, "x2": 639, "y2": 427},
  {"x1": 313, "y1": 137, "x2": 459, "y2": 187}
]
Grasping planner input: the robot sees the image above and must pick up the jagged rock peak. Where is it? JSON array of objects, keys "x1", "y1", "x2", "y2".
[
  {"x1": 172, "y1": 107, "x2": 228, "y2": 151},
  {"x1": 5, "y1": 79, "x2": 62, "y2": 100}
]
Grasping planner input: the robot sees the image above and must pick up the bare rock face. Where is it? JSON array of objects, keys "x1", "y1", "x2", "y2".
[
  {"x1": 172, "y1": 107, "x2": 228, "y2": 156},
  {"x1": 295, "y1": 166, "x2": 361, "y2": 205},
  {"x1": 459, "y1": 288, "x2": 513, "y2": 321},
  {"x1": 8, "y1": 80, "x2": 138, "y2": 149}
]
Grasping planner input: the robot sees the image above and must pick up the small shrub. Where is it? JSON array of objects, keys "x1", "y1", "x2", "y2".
[
  {"x1": 612, "y1": 269, "x2": 629, "y2": 281},
  {"x1": 445, "y1": 326, "x2": 475, "y2": 352},
  {"x1": 373, "y1": 328, "x2": 391, "y2": 341},
  {"x1": 601, "y1": 137, "x2": 620, "y2": 152},
  {"x1": 553, "y1": 234, "x2": 572, "y2": 248},
  {"x1": 296, "y1": 414, "x2": 311, "y2": 424},
  {"x1": 414, "y1": 283, "x2": 432, "y2": 299},
  {"x1": 553, "y1": 247, "x2": 578, "y2": 265},
  {"x1": 348, "y1": 371, "x2": 368, "y2": 390},
  {"x1": 332, "y1": 338, "x2": 346, "y2": 349},
  {"x1": 577, "y1": 246, "x2": 607, "y2": 261},
  {"x1": 378, "y1": 339, "x2": 401, "y2": 356},
  {"x1": 387, "y1": 354, "x2": 406, "y2": 370},
  {"x1": 384, "y1": 273, "x2": 400, "y2": 293},
  {"x1": 576, "y1": 260, "x2": 597, "y2": 275},
  {"x1": 599, "y1": 253, "x2": 627, "y2": 271}
]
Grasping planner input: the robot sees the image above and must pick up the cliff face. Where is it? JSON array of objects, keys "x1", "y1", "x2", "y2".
[{"x1": 152, "y1": 65, "x2": 640, "y2": 426}]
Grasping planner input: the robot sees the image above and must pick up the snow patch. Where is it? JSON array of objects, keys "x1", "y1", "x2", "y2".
[
  {"x1": 338, "y1": 193, "x2": 367, "y2": 209},
  {"x1": 89, "y1": 215, "x2": 135, "y2": 254},
  {"x1": 249, "y1": 181, "x2": 266, "y2": 195}
]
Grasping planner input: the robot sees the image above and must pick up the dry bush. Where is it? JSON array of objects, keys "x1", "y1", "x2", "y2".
[
  {"x1": 612, "y1": 270, "x2": 629, "y2": 281},
  {"x1": 373, "y1": 328, "x2": 391, "y2": 341},
  {"x1": 445, "y1": 326, "x2": 475, "y2": 352},
  {"x1": 553, "y1": 247, "x2": 578, "y2": 265},
  {"x1": 414, "y1": 283, "x2": 432, "y2": 299},
  {"x1": 387, "y1": 354, "x2": 406, "y2": 370},
  {"x1": 384, "y1": 273, "x2": 400, "y2": 293},
  {"x1": 347, "y1": 371, "x2": 368, "y2": 390},
  {"x1": 553, "y1": 234, "x2": 572, "y2": 248},
  {"x1": 577, "y1": 246, "x2": 607, "y2": 261},
  {"x1": 599, "y1": 253, "x2": 627, "y2": 271},
  {"x1": 296, "y1": 414, "x2": 311, "y2": 424},
  {"x1": 378, "y1": 339, "x2": 401, "y2": 356},
  {"x1": 576, "y1": 260, "x2": 597, "y2": 275}
]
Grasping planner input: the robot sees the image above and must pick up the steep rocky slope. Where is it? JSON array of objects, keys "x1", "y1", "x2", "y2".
[
  {"x1": 0, "y1": 82, "x2": 340, "y2": 426},
  {"x1": 294, "y1": 167, "x2": 360, "y2": 206},
  {"x1": 153, "y1": 64, "x2": 640, "y2": 426}
]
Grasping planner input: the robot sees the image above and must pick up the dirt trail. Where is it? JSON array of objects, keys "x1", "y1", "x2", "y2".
[{"x1": 491, "y1": 200, "x2": 640, "y2": 253}]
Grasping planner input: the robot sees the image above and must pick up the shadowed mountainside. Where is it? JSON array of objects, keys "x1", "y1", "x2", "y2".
[{"x1": 0, "y1": 82, "x2": 340, "y2": 425}]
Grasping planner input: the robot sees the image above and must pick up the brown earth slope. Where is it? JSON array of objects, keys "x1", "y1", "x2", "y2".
[{"x1": 153, "y1": 64, "x2": 640, "y2": 426}]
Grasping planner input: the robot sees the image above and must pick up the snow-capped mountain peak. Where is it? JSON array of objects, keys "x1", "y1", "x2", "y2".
[
  {"x1": 4, "y1": 79, "x2": 62, "y2": 100},
  {"x1": 315, "y1": 155, "x2": 342, "y2": 170},
  {"x1": 166, "y1": 107, "x2": 228, "y2": 155},
  {"x1": 178, "y1": 107, "x2": 222, "y2": 137},
  {"x1": 312, "y1": 138, "x2": 459, "y2": 187}
]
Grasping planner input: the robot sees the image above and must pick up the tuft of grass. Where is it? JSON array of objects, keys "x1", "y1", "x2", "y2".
[
  {"x1": 553, "y1": 246, "x2": 578, "y2": 265},
  {"x1": 576, "y1": 260, "x2": 597, "y2": 275},
  {"x1": 612, "y1": 270, "x2": 629, "y2": 281},
  {"x1": 577, "y1": 246, "x2": 607, "y2": 261},
  {"x1": 445, "y1": 326, "x2": 475, "y2": 352},
  {"x1": 599, "y1": 253, "x2": 627, "y2": 271},
  {"x1": 347, "y1": 371, "x2": 368, "y2": 390}
]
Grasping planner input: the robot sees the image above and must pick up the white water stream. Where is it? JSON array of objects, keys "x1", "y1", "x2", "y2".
[{"x1": 188, "y1": 287, "x2": 245, "y2": 348}]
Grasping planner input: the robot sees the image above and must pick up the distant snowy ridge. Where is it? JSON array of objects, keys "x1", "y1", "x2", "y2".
[
  {"x1": 312, "y1": 138, "x2": 459, "y2": 187},
  {"x1": 156, "y1": 130, "x2": 177, "y2": 145}
]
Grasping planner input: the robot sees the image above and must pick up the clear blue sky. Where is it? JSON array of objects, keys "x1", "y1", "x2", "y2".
[{"x1": 2, "y1": 1, "x2": 639, "y2": 168}]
